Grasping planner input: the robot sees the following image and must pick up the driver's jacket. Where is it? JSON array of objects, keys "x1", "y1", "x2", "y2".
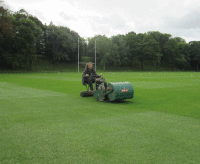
[{"x1": 82, "y1": 67, "x2": 97, "y2": 85}]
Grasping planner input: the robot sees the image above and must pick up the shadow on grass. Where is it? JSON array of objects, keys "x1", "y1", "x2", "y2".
[
  {"x1": 80, "y1": 96, "x2": 134, "y2": 104},
  {"x1": 103, "y1": 99, "x2": 133, "y2": 104}
]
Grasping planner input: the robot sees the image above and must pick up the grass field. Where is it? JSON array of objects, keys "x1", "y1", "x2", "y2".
[{"x1": 0, "y1": 71, "x2": 200, "y2": 163}]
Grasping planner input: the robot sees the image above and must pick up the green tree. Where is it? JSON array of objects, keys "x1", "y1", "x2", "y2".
[
  {"x1": 82, "y1": 38, "x2": 87, "y2": 57},
  {"x1": 163, "y1": 38, "x2": 179, "y2": 69},
  {"x1": 176, "y1": 42, "x2": 191, "y2": 70},
  {"x1": 45, "y1": 23, "x2": 83, "y2": 63},
  {"x1": 174, "y1": 37, "x2": 186, "y2": 43},
  {"x1": 28, "y1": 15, "x2": 45, "y2": 57},
  {"x1": 11, "y1": 9, "x2": 42, "y2": 69},
  {"x1": 142, "y1": 34, "x2": 161, "y2": 69},
  {"x1": 0, "y1": 4, "x2": 15, "y2": 68},
  {"x1": 111, "y1": 34, "x2": 129, "y2": 66},
  {"x1": 189, "y1": 41, "x2": 200, "y2": 71},
  {"x1": 147, "y1": 31, "x2": 172, "y2": 50},
  {"x1": 45, "y1": 22, "x2": 57, "y2": 60},
  {"x1": 126, "y1": 33, "x2": 160, "y2": 70},
  {"x1": 147, "y1": 31, "x2": 172, "y2": 66},
  {"x1": 162, "y1": 38, "x2": 191, "y2": 70},
  {"x1": 124, "y1": 31, "x2": 137, "y2": 66}
]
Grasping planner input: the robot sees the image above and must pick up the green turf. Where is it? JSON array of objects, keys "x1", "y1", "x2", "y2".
[{"x1": 0, "y1": 72, "x2": 200, "y2": 163}]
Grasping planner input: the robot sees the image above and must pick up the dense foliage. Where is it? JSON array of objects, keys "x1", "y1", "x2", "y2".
[
  {"x1": 0, "y1": 2, "x2": 200, "y2": 71},
  {"x1": 86, "y1": 32, "x2": 199, "y2": 71},
  {"x1": 0, "y1": 2, "x2": 85, "y2": 70}
]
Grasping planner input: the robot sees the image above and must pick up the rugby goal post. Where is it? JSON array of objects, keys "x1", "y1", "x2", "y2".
[{"x1": 78, "y1": 39, "x2": 96, "y2": 73}]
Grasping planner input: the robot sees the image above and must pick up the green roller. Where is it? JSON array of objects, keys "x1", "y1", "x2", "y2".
[
  {"x1": 107, "y1": 82, "x2": 134, "y2": 101},
  {"x1": 93, "y1": 90, "x2": 105, "y2": 101}
]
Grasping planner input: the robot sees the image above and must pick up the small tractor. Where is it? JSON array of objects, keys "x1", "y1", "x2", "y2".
[{"x1": 80, "y1": 75, "x2": 134, "y2": 101}]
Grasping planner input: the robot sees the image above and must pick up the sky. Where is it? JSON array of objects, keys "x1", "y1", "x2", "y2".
[{"x1": 3, "y1": 0, "x2": 200, "y2": 43}]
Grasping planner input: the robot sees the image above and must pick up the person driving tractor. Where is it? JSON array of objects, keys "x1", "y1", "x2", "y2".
[{"x1": 82, "y1": 62, "x2": 101, "y2": 91}]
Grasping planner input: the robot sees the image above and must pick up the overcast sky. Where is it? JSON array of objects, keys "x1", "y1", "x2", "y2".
[{"x1": 3, "y1": 0, "x2": 200, "y2": 43}]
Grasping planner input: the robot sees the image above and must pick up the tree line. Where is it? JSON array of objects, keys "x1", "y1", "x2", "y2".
[
  {"x1": 87, "y1": 32, "x2": 200, "y2": 71},
  {"x1": 0, "y1": 3, "x2": 200, "y2": 71}
]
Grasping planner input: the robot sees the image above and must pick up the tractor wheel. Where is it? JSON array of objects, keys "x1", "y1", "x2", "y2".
[{"x1": 80, "y1": 91, "x2": 93, "y2": 97}]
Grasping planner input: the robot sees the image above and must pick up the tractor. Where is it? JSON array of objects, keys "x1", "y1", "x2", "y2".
[{"x1": 80, "y1": 75, "x2": 134, "y2": 101}]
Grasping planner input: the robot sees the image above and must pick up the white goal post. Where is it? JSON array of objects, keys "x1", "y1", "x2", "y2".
[{"x1": 78, "y1": 39, "x2": 96, "y2": 73}]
